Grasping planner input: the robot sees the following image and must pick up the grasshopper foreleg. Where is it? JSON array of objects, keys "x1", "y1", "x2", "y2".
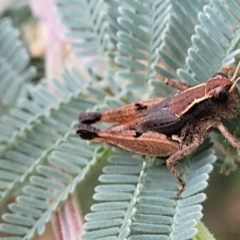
[{"x1": 217, "y1": 123, "x2": 240, "y2": 150}]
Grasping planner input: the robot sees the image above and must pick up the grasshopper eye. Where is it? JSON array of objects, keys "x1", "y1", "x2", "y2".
[
  {"x1": 214, "y1": 86, "x2": 224, "y2": 95},
  {"x1": 212, "y1": 86, "x2": 228, "y2": 103},
  {"x1": 213, "y1": 86, "x2": 228, "y2": 102}
]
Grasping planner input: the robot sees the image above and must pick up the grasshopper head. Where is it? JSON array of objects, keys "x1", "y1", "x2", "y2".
[{"x1": 213, "y1": 62, "x2": 240, "y2": 119}]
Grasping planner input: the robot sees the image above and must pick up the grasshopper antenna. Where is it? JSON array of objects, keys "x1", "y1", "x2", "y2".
[{"x1": 230, "y1": 62, "x2": 240, "y2": 92}]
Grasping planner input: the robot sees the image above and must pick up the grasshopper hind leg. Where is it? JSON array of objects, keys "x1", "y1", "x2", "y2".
[
  {"x1": 79, "y1": 112, "x2": 101, "y2": 124},
  {"x1": 77, "y1": 124, "x2": 99, "y2": 140},
  {"x1": 79, "y1": 98, "x2": 165, "y2": 126}
]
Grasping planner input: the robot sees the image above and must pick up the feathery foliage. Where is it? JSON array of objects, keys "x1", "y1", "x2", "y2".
[
  {"x1": 1, "y1": 0, "x2": 240, "y2": 239},
  {"x1": 177, "y1": 0, "x2": 240, "y2": 84},
  {"x1": 0, "y1": 18, "x2": 36, "y2": 114},
  {"x1": 82, "y1": 141, "x2": 216, "y2": 240},
  {"x1": 152, "y1": 0, "x2": 209, "y2": 96},
  {"x1": 0, "y1": 67, "x2": 110, "y2": 239},
  {"x1": 55, "y1": 0, "x2": 109, "y2": 69},
  {"x1": 114, "y1": 0, "x2": 171, "y2": 84}
]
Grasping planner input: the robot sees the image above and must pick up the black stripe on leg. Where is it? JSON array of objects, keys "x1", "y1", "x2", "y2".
[
  {"x1": 134, "y1": 103, "x2": 147, "y2": 111},
  {"x1": 76, "y1": 124, "x2": 99, "y2": 140}
]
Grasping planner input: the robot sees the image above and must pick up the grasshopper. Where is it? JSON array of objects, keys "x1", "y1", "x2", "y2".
[{"x1": 77, "y1": 63, "x2": 240, "y2": 196}]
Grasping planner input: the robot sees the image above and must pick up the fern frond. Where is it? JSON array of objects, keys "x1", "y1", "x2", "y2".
[
  {"x1": 0, "y1": 95, "x2": 95, "y2": 203},
  {"x1": 177, "y1": 0, "x2": 240, "y2": 84},
  {"x1": 0, "y1": 18, "x2": 36, "y2": 114},
  {"x1": 0, "y1": 68, "x2": 101, "y2": 203},
  {"x1": 152, "y1": 0, "x2": 208, "y2": 96},
  {"x1": 113, "y1": 0, "x2": 171, "y2": 91},
  {"x1": 82, "y1": 153, "x2": 143, "y2": 239},
  {"x1": 0, "y1": 68, "x2": 112, "y2": 238},
  {"x1": 82, "y1": 141, "x2": 216, "y2": 239},
  {"x1": 104, "y1": 0, "x2": 124, "y2": 59},
  {"x1": 0, "y1": 68, "x2": 89, "y2": 148},
  {"x1": 0, "y1": 89, "x2": 56, "y2": 146},
  {"x1": 55, "y1": 0, "x2": 109, "y2": 68},
  {"x1": 0, "y1": 132, "x2": 104, "y2": 239}
]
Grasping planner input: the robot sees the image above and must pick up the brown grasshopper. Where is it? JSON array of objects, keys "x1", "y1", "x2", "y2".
[{"x1": 77, "y1": 63, "x2": 240, "y2": 196}]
